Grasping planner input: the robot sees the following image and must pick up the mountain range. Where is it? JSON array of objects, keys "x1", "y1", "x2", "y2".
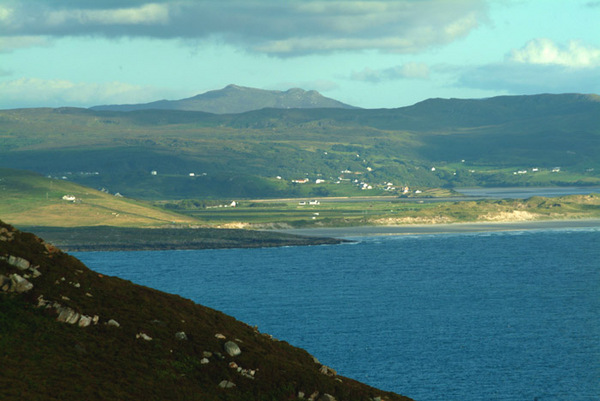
[
  {"x1": 91, "y1": 84, "x2": 357, "y2": 114},
  {"x1": 1, "y1": 91, "x2": 598, "y2": 199}
]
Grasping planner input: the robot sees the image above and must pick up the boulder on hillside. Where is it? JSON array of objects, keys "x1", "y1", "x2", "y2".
[
  {"x1": 224, "y1": 341, "x2": 242, "y2": 357},
  {"x1": 0, "y1": 273, "x2": 34, "y2": 293}
]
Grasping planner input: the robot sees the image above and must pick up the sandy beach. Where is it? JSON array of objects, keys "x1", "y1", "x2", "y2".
[{"x1": 277, "y1": 218, "x2": 600, "y2": 239}]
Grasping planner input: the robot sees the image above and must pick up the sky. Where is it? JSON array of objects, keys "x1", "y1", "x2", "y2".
[{"x1": 1, "y1": 0, "x2": 599, "y2": 110}]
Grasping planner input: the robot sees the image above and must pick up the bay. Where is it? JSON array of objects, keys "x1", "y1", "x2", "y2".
[
  {"x1": 455, "y1": 186, "x2": 600, "y2": 199},
  {"x1": 74, "y1": 227, "x2": 600, "y2": 401}
]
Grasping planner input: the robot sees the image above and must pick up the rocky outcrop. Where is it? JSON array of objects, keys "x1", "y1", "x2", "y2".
[
  {"x1": 5, "y1": 255, "x2": 30, "y2": 270},
  {"x1": 136, "y1": 332, "x2": 153, "y2": 341},
  {"x1": 77, "y1": 315, "x2": 93, "y2": 327},
  {"x1": 0, "y1": 254, "x2": 41, "y2": 285},
  {"x1": 175, "y1": 331, "x2": 188, "y2": 341},
  {"x1": 0, "y1": 273, "x2": 34, "y2": 293},
  {"x1": 319, "y1": 365, "x2": 337, "y2": 377},
  {"x1": 37, "y1": 295, "x2": 99, "y2": 327},
  {"x1": 0, "y1": 239, "x2": 39, "y2": 294},
  {"x1": 218, "y1": 380, "x2": 236, "y2": 389},
  {"x1": 224, "y1": 341, "x2": 242, "y2": 357}
]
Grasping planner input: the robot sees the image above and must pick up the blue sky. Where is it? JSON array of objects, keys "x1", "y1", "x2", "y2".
[{"x1": 1, "y1": 0, "x2": 599, "y2": 109}]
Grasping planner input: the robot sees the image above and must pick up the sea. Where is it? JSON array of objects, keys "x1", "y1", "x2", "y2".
[{"x1": 73, "y1": 227, "x2": 600, "y2": 401}]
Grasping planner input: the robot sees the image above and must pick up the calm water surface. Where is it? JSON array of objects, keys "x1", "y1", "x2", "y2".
[
  {"x1": 74, "y1": 228, "x2": 600, "y2": 401},
  {"x1": 456, "y1": 186, "x2": 600, "y2": 199}
]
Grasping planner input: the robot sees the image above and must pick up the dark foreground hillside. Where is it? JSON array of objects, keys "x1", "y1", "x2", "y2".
[{"x1": 0, "y1": 221, "x2": 413, "y2": 401}]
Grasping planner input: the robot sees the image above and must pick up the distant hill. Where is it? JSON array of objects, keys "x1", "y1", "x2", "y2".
[
  {"x1": 1, "y1": 93, "x2": 599, "y2": 199},
  {"x1": 91, "y1": 84, "x2": 357, "y2": 114},
  {"x1": 0, "y1": 221, "x2": 412, "y2": 400}
]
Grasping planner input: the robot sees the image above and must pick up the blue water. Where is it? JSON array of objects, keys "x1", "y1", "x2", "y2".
[{"x1": 73, "y1": 228, "x2": 600, "y2": 401}]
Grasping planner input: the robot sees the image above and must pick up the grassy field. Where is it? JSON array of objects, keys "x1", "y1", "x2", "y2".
[
  {"x1": 0, "y1": 168, "x2": 200, "y2": 227},
  {"x1": 158, "y1": 193, "x2": 600, "y2": 229}
]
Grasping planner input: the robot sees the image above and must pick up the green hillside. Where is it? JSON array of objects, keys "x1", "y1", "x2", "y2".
[
  {"x1": 0, "y1": 168, "x2": 354, "y2": 249},
  {"x1": 3, "y1": 168, "x2": 599, "y2": 237},
  {"x1": 0, "y1": 168, "x2": 200, "y2": 227},
  {"x1": 1, "y1": 94, "x2": 598, "y2": 200},
  {"x1": 0, "y1": 221, "x2": 410, "y2": 400}
]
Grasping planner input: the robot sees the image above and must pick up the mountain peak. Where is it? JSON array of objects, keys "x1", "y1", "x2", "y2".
[
  {"x1": 91, "y1": 85, "x2": 357, "y2": 114},
  {"x1": 285, "y1": 87, "x2": 306, "y2": 93},
  {"x1": 224, "y1": 84, "x2": 246, "y2": 91}
]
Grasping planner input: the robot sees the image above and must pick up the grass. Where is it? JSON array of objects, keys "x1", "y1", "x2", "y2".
[
  {"x1": 160, "y1": 194, "x2": 600, "y2": 229},
  {"x1": 0, "y1": 168, "x2": 201, "y2": 227}
]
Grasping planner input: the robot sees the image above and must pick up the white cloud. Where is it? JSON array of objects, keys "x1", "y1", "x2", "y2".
[
  {"x1": 508, "y1": 38, "x2": 600, "y2": 68},
  {"x1": 351, "y1": 63, "x2": 430, "y2": 82},
  {"x1": 0, "y1": 35, "x2": 51, "y2": 53},
  {"x1": 453, "y1": 39, "x2": 600, "y2": 95},
  {"x1": 45, "y1": 3, "x2": 170, "y2": 27},
  {"x1": 0, "y1": 78, "x2": 173, "y2": 109},
  {"x1": 0, "y1": 5, "x2": 13, "y2": 22},
  {"x1": 0, "y1": 0, "x2": 488, "y2": 56}
]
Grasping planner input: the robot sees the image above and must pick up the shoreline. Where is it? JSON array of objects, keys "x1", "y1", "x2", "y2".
[
  {"x1": 18, "y1": 225, "x2": 348, "y2": 252},
  {"x1": 275, "y1": 218, "x2": 600, "y2": 238},
  {"x1": 18, "y1": 218, "x2": 600, "y2": 252}
]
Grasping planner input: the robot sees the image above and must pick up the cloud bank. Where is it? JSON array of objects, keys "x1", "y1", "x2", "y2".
[
  {"x1": 509, "y1": 38, "x2": 600, "y2": 68},
  {"x1": 0, "y1": 0, "x2": 488, "y2": 55},
  {"x1": 458, "y1": 38, "x2": 600, "y2": 94},
  {"x1": 0, "y1": 78, "x2": 173, "y2": 108},
  {"x1": 351, "y1": 62, "x2": 430, "y2": 82}
]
